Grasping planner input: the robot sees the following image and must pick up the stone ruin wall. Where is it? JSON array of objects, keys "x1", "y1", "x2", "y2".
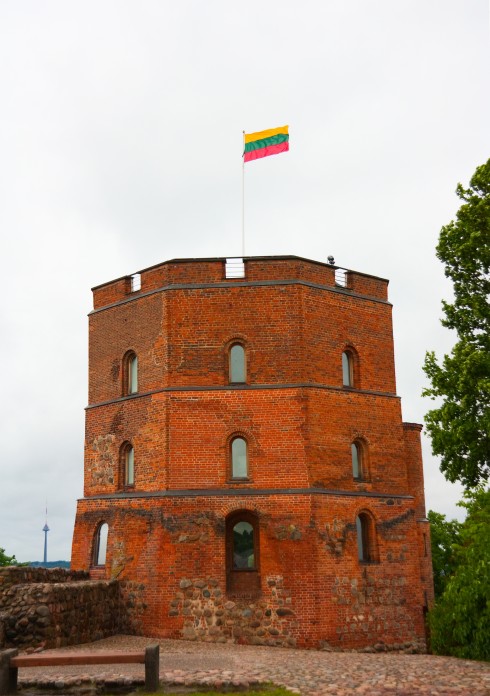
[
  {"x1": 0, "y1": 567, "x2": 130, "y2": 650},
  {"x1": 0, "y1": 567, "x2": 87, "y2": 601}
]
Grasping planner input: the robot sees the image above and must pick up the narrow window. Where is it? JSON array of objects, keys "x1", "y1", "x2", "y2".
[
  {"x1": 342, "y1": 351, "x2": 353, "y2": 387},
  {"x1": 125, "y1": 445, "x2": 135, "y2": 486},
  {"x1": 356, "y1": 513, "x2": 376, "y2": 563},
  {"x1": 352, "y1": 442, "x2": 364, "y2": 479},
  {"x1": 226, "y1": 511, "x2": 260, "y2": 595},
  {"x1": 122, "y1": 351, "x2": 138, "y2": 396},
  {"x1": 232, "y1": 521, "x2": 255, "y2": 569},
  {"x1": 93, "y1": 523, "x2": 109, "y2": 566},
  {"x1": 128, "y1": 354, "x2": 138, "y2": 394},
  {"x1": 229, "y1": 344, "x2": 246, "y2": 383},
  {"x1": 231, "y1": 437, "x2": 248, "y2": 478}
]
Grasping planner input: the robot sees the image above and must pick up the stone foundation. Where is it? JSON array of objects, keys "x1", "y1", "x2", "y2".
[{"x1": 170, "y1": 575, "x2": 297, "y2": 647}]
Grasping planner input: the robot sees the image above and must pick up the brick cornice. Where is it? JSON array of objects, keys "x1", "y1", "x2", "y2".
[
  {"x1": 85, "y1": 383, "x2": 400, "y2": 410},
  {"x1": 79, "y1": 487, "x2": 413, "y2": 501}
]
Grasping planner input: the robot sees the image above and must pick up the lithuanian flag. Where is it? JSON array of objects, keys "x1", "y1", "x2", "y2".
[{"x1": 244, "y1": 125, "x2": 289, "y2": 162}]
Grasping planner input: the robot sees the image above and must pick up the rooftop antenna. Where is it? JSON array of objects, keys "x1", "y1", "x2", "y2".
[{"x1": 42, "y1": 501, "x2": 49, "y2": 565}]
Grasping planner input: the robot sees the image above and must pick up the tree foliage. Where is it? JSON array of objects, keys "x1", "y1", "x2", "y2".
[
  {"x1": 429, "y1": 488, "x2": 490, "y2": 661},
  {"x1": 0, "y1": 547, "x2": 19, "y2": 566},
  {"x1": 427, "y1": 510, "x2": 461, "y2": 599},
  {"x1": 423, "y1": 158, "x2": 490, "y2": 488}
]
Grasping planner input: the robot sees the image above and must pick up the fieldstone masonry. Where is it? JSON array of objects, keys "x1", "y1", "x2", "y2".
[
  {"x1": 170, "y1": 576, "x2": 297, "y2": 647},
  {"x1": 0, "y1": 568, "x2": 129, "y2": 650},
  {"x1": 90, "y1": 434, "x2": 116, "y2": 486}
]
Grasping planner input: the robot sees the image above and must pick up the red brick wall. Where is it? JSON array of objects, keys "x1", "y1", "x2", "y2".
[
  {"x1": 88, "y1": 284, "x2": 394, "y2": 404},
  {"x1": 72, "y1": 492, "x2": 427, "y2": 650},
  {"x1": 83, "y1": 388, "x2": 412, "y2": 498},
  {"x1": 73, "y1": 255, "x2": 431, "y2": 650},
  {"x1": 92, "y1": 276, "x2": 131, "y2": 310},
  {"x1": 403, "y1": 423, "x2": 435, "y2": 607}
]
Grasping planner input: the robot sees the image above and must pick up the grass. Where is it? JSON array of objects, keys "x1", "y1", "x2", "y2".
[
  {"x1": 106, "y1": 686, "x2": 295, "y2": 696},
  {"x1": 164, "y1": 690, "x2": 293, "y2": 696}
]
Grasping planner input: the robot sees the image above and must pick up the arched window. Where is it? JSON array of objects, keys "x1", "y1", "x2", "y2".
[
  {"x1": 229, "y1": 344, "x2": 246, "y2": 383},
  {"x1": 120, "y1": 442, "x2": 135, "y2": 487},
  {"x1": 123, "y1": 351, "x2": 138, "y2": 395},
  {"x1": 232, "y1": 521, "x2": 256, "y2": 569},
  {"x1": 351, "y1": 441, "x2": 367, "y2": 480},
  {"x1": 356, "y1": 513, "x2": 377, "y2": 563},
  {"x1": 342, "y1": 350, "x2": 354, "y2": 387},
  {"x1": 226, "y1": 510, "x2": 260, "y2": 595},
  {"x1": 128, "y1": 354, "x2": 138, "y2": 394},
  {"x1": 231, "y1": 436, "x2": 248, "y2": 479},
  {"x1": 93, "y1": 522, "x2": 109, "y2": 566}
]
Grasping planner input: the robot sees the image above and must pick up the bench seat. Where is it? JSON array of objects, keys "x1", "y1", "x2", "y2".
[{"x1": 0, "y1": 644, "x2": 159, "y2": 694}]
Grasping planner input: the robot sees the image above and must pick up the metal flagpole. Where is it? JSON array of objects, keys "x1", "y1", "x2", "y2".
[{"x1": 242, "y1": 130, "x2": 245, "y2": 257}]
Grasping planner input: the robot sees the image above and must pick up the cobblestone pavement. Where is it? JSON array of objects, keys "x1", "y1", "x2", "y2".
[{"x1": 16, "y1": 635, "x2": 490, "y2": 695}]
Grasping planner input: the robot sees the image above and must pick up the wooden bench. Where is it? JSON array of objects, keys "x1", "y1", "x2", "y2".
[{"x1": 0, "y1": 644, "x2": 159, "y2": 694}]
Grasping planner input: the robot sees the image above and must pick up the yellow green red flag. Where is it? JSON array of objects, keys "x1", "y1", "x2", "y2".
[{"x1": 244, "y1": 126, "x2": 289, "y2": 162}]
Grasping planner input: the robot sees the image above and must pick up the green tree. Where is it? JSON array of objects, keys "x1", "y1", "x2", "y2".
[
  {"x1": 429, "y1": 488, "x2": 490, "y2": 661},
  {"x1": 423, "y1": 159, "x2": 490, "y2": 488},
  {"x1": 0, "y1": 547, "x2": 19, "y2": 566},
  {"x1": 427, "y1": 510, "x2": 461, "y2": 599}
]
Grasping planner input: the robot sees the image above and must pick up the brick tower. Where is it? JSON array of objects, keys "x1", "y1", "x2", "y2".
[{"x1": 71, "y1": 255, "x2": 434, "y2": 650}]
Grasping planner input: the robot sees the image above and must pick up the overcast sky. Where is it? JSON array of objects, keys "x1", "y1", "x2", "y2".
[{"x1": 1, "y1": 1, "x2": 489, "y2": 562}]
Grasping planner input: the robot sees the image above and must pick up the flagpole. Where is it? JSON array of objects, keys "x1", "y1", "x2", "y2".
[
  {"x1": 242, "y1": 130, "x2": 245, "y2": 257},
  {"x1": 241, "y1": 125, "x2": 289, "y2": 257}
]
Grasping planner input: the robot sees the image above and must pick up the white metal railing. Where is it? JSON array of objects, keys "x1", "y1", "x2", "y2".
[
  {"x1": 334, "y1": 268, "x2": 348, "y2": 287},
  {"x1": 225, "y1": 258, "x2": 245, "y2": 279},
  {"x1": 130, "y1": 273, "x2": 141, "y2": 292}
]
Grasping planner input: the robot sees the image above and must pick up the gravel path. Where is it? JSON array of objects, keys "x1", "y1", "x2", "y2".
[{"x1": 15, "y1": 635, "x2": 490, "y2": 695}]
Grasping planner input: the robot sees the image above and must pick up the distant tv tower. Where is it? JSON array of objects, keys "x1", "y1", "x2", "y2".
[{"x1": 42, "y1": 502, "x2": 49, "y2": 565}]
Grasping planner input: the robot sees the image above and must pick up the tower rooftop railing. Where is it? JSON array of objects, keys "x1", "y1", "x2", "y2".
[
  {"x1": 91, "y1": 255, "x2": 389, "y2": 310},
  {"x1": 225, "y1": 257, "x2": 245, "y2": 278}
]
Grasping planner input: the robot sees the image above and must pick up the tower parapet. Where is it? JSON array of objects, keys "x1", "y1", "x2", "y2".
[{"x1": 92, "y1": 255, "x2": 389, "y2": 311}]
